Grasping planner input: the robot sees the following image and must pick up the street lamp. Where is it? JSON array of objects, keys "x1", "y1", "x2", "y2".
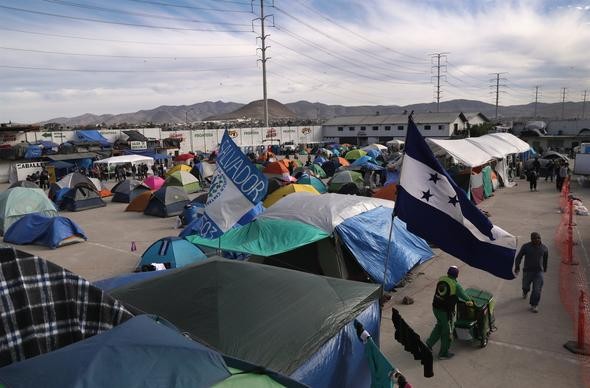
[{"x1": 185, "y1": 109, "x2": 194, "y2": 152}]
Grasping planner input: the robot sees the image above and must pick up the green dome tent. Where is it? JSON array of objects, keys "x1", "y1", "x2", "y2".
[{"x1": 0, "y1": 188, "x2": 57, "y2": 234}]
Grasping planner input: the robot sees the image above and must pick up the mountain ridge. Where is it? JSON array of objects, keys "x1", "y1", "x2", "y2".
[{"x1": 40, "y1": 99, "x2": 589, "y2": 127}]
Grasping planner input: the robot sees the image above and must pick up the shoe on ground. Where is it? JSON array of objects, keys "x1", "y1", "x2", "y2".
[
  {"x1": 531, "y1": 306, "x2": 538, "y2": 313},
  {"x1": 522, "y1": 292, "x2": 528, "y2": 299},
  {"x1": 439, "y1": 352, "x2": 455, "y2": 360}
]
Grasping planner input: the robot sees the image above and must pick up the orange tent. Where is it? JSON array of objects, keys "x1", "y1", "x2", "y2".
[
  {"x1": 263, "y1": 161, "x2": 289, "y2": 175},
  {"x1": 125, "y1": 191, "x2": 152, "y2": 212},
  {"x1": 373, "y1": 184, "x2": 397, "y2": 201},
  {"x1": 337, "y1": 157, "x2": 350, "y2": 166},
  {"x1": 99, "y1": 188, "x2": 112, "y2": 198}
]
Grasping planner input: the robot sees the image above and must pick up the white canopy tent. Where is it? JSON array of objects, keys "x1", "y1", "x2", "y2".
[
  {"x1": 427, "y1": 138, "x2": 495, "y2": 167},
  {"x1": 93, "y1": 154, "x2": 154, "y2": 168},
  {"x1": 487, "y1": 133, "x2": 531, "y2": 153}
]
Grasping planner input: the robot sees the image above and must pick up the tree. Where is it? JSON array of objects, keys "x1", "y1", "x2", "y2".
[{"x1": 468, "y1": 122, "x2": 495, "y2": 137}]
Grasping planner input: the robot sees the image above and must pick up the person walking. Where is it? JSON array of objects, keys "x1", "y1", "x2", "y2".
[
  {"x1": 514, "y1": 232, "x2": 548, "y2": 313},
  {"x1": 556, "y1": 161, "x2": 569, "y2": 192},
  {"x1": 425, "y1": 266, "x2": 473, "y2": 360},
  {"x1": 528, "y1": 169, "x2": 538, "y2": 191}
]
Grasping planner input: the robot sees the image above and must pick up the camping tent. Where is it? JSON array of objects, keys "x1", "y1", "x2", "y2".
[
  {"x1": 327, "y1": 171, "x2": 364, "y2": 192},
  {"x1": 263, "y1": 184, "x2": 319, "y2": 208},
  {"x1": 125, "y1": 191, "x2": 153, "y2": 212},
  {"x1": 4, "y1": 213, "x2": 86, "y2": 249},
  {"x1": 143, "y1": 186, "x2": 189, "y2": 217},
  {"x1": 165, "y1": 171, "x2": 201, "y2": 194},
  {"x1": 259, "y1": 192, "x2": 433, "y2": 290},
  {"x1": 0, "y1": 188, "x2": 58, "y2": 234},
  {"x1": 143, "y1": 175, "x2": 165, "y2": 190},
  {"x1": 60, "y1": 185, "x2": 106, "y2": 212},
  {"x1": 110, "y1": 258, "x2": 382, "y2": 387},
  {"x1": 74, "y1": 130, "x2": 111, "y2": 147},
  {"x1": 137, "y1": 237, "x2": 207, "y2": 269},
  {"x1": 0, "y1": 315, "x2": 305, "y2": 388},
  {"x1": 111, "y1": 179, "x2": 151, "y2": 203},
  {"x1": 56, "y1": 172, "x2": 100, "y2": 191}
]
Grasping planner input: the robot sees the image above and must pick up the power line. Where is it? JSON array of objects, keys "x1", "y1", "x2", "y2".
[
  {"x1": 292, "y1": 0, "x2": 428, "y2": 63},
  {"x1": 489, "y1": 72, "x2": 508, "y2": 119},
  {"x1": 274, "y1": 26, "x2": 427, "y2": 78},
  {"x1": 125, "y1": 0, "x2": 253, "y2": 13},
  {"x1": 0, "y1": 64, "x2": 251, "y2": 73},
  {"x1": 272, "y1": 5, "x2": 424, "y2": 72},
  {"x1": 270, "y1": 39, "x2": 430, "y2": 85},
  {"x1": 0, "y1": 46, "x2": 255, "y2": 60},
  {"x1": 0, "y1": 27, "x2": 252, "y2": 47},
  {"x1": 0, "y1": 5, "x2": 253, "y2": 32},
  {"x1": 39, "y1": 0, "x2": 252, "y2": 26}
]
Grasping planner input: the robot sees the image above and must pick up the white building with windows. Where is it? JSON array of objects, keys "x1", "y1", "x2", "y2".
[{"x1": 321, "y1": 112, "x2": 468, "y2": 145}]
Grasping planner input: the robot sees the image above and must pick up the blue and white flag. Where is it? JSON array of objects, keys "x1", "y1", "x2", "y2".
[
  {"x1": 199, "y1": 132, "x2": 268, "y2": 239},
  {"x1": 394, "y1": 117, "x2": 517, "y2": 280}
]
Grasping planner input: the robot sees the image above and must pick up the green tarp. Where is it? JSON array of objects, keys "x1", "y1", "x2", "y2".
[
  {"x1": 111, "y1": 258, "x2": 381, "y2": 375},
  {"x1": 185, "y1": 219, "x2": 329, "y2": 257},
  {"x1": 482, "y1": 166, "x2": 493, "y2": 198}
]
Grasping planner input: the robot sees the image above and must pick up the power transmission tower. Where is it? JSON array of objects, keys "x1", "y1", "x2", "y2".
[
  {"x1": 561, "y1": 87, "x2": 567, "y2": 119},
  {"x1": 430, "y1": 52, "x2": 448, "y2": 112},
  {"x1": 252, "y1": 0, "x2": 273, "y2": 129},
  {"x1": 582, "y1": 90, "x2": 587, "y2": 119},
  {"x1": 489, "y1": 73, "x2": 508, "y2": 120},
  {"x1": 533, "y1": 85, "x2": 540, "y2": 118}
]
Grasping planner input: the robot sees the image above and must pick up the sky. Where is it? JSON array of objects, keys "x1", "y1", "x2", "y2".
[{"x1": 1, "y1": 0, "x2": 590, "y2": 123}]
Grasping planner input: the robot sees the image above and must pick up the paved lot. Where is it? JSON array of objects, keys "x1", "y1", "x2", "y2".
[
  {"x1": 2, "y1": 175, "x2": 590, "y2": 387},
  {"x1": 380, "y1": 177, "x2": 590, "y2": 388}
]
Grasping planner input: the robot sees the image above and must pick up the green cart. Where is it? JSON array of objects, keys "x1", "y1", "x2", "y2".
[{"x1": 454, "y1": 288, "x2": 496, "y2": 348}]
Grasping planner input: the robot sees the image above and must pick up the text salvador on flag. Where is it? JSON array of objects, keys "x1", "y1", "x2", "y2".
[
  {"x1": 394, "y1": 118, "x2": 517, "y2": 280},
  {"x1": 199, "y1": 131, "x2": 268, "y2": 239}
]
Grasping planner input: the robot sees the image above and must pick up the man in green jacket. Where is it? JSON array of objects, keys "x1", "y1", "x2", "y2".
[{"x1": 425, "y1": 266, "x2": 472, "y2": 360}]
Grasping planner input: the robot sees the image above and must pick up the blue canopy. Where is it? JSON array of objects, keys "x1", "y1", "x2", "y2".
[
  {"x1": 335, "y1": 207, "x2": 433, "y2": 290},
  {"x1": 74, "y1": 130, "x2": 111, "y2": 147},
  {"x1": 4, "y1": 213, "x2": 86, "y2": 249}
]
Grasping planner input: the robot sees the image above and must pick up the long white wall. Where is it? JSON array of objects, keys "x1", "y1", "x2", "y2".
[{"x1": 17, "y1": 125, "x2": 323, "y2": 153}]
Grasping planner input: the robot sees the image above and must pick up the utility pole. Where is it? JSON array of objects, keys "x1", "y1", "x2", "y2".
[
  {"x1": 582, "y1": 90, "x2": 587, "y2": 119},
  {"x1": 561, "y1": 87, "x2": 567, "y2": 119},
  {"x1": 489, "y1": 72, "x2": 508, "y2": 120},
  {"x1": 252, "y1": 0, "x2": 272, "y2": 130},
  {"x1": 533, "y1": 86, "x2": 540, "y2": 118},
  {"x1": 430, "y1": 52, "x2": 448, "y2": 112}
]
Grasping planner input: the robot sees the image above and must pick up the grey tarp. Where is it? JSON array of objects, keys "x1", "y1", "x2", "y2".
[{"x1": 110, "y1": 258, "x2": 381, "y2": 375}]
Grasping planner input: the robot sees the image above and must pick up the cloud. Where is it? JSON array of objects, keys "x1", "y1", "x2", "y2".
[{"x1": 1, "y1": 0, "x2": 589, "y2": 122}]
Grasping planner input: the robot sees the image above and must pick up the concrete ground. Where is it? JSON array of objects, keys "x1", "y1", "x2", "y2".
[
  {"x1": 2, "y1": 174, "x2": 590, "y2": 387},
  {"x1": 380, "y1": 176, "x2": 590, "y2": 388}
]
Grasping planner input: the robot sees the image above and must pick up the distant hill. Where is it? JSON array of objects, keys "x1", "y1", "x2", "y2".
[
  {"x1": 205, "y1": 99, "x2": 296, "y2": 121},
  {"x1": 41, "y1": 98, "x2": 589, "y2": 126},
  {"x1": 42, "y1": 101, "x2": 243, "y2": 127}
]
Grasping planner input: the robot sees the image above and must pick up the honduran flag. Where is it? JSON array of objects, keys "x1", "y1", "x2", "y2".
[
  {"x1": 394, "y1": 116, "x2": 517, "y2": 280},
  {"x1": 198, "y1": 131, "x2": 268, "y2": 239}
]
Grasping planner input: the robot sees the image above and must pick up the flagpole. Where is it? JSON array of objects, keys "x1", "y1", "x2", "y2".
[{"x1": 383, "y1": 111, "x2": 414, "y2": 293}]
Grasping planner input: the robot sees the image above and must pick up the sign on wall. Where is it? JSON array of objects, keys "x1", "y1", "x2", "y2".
[{"x1": 130, "y1": 141, "x2": 147, "y2": 150}]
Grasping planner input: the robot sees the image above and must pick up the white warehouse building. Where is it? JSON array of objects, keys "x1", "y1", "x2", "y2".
[{"x1": 322, "y1": 112, "x2": 471, "y2": 145}]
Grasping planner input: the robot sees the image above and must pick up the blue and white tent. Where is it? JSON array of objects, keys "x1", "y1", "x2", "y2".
[{"x1": 137, "y1": 237, "x2": 207, "y2": 269}]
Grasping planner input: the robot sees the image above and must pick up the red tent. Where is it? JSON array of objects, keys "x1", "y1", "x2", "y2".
[{"x1": 174, "y1": 153, "x2": 194, "y2": 162}]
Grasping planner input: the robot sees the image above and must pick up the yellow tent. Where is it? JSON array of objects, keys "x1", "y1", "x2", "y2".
[
  {"x1": 167, "y1": 164, "x2": 192, "y2": 176},
  {"x1": 263, "y1": 184, "x2": 319, "y2": 208}
]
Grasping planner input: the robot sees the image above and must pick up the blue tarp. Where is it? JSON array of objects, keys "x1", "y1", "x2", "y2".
[
  {"x1": 0, "y1": 315, "x2": 232, "y2": 388},
  {"x1": 4, "y1": 213, "x2": 86, "y2": 249},
  {"x1": 24, "y1": 145, "x2": 42, "y2": 159},
  {"x1": 74, "y1": 130, "x2": 111, "y2": 147},
  {"x1": 292, "y1": 301, "x2": 380, "y2": 387},
  {"x1": 335, "y1": 207, "x2": 433, "y2": 290}
]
